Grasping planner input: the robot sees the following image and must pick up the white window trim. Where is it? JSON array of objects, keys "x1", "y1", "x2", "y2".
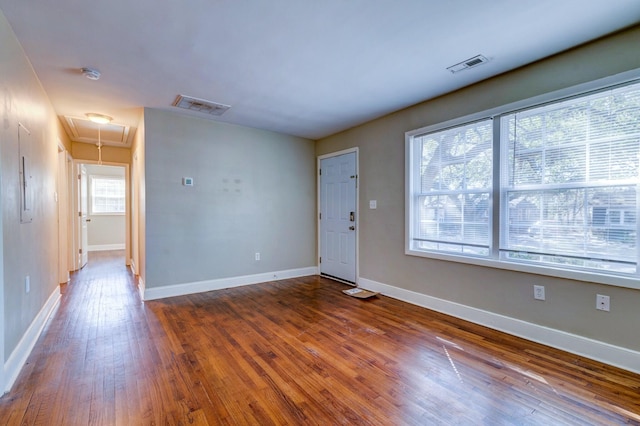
[
  {"x1": 405, "y1": 68, "x2": 640, "y2": 291},
  {"x1": 89, "y1": 175, "x2": 126, "y2": 216}
]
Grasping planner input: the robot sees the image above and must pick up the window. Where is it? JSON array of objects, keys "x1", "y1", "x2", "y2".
[
  {"x1": 407, "y1": 78, "x2": 640, "y2": 285},
  {"x1": 501, "y1": 86, "x2": 640, "y2": 275},
  {"x1": 91, "y1": 176, "x2": 125, "y2": 214},
  {"x1": 409, "y1": 119, "x2": 493, "y2": 256}
]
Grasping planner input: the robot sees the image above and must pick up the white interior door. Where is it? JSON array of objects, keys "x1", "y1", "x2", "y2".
[
  {"x1": 78, "y1": 164, "x2": 88, "y2": 268},
  {"x1": 320, "y1": 152, "x2": 357, "y2": 283}
]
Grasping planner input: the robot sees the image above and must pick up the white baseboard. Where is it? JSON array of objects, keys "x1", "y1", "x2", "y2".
[
  {"x1": 137, "y1": 276, "x2": 145, "y2": 301},
  {"x1": 4, "y1": 286, "x2": 61, "y2": 393},
  {"x1": 143, "y1": 266, "x2": 318, "y2": 301},
  {"x1": 88, "y1": 243, "x2": 125, "y2": 252},
  {"x1": 359, "y1": 277, "x2": 640, "y2": 374},
  {"x1": 128, "y1": 260, "x2": 146, "y2": 301}
]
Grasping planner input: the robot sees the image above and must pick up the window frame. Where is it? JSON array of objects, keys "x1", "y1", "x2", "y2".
[
  {"x1": 89, "y1": 175, "x2": 126, "y2": 216},
  {"x1": 408, "y1": 117, "x2": 494, "y2": 258},
  {"x1": 405, "y1": 69, "x2": 640, "y2": 290}
]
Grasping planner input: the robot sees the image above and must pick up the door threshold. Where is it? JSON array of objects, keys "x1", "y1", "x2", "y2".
[{"x1": 320, "y1": 273, "x2": 356, "y2": 286}]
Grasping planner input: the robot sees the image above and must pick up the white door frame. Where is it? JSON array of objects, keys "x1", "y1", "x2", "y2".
[
  {"x1": 78, "y1": 164, "x2": 89, "y2": 268},
  {"x1": 71, "y1": 160, "x2": 131, "y2": 270},
  {"x1": 317, "y1": 147, "x2": 359, "y2": 284},
  {"x1": 0, "y1": 141, "x2": 4, "y2": 393},
  {"x1": 57, "y1": 143, "x2": 70, "y2": 284},
  {"x1": 131, "y1": 150, "x2": 139, "y2": 275},
  {"x1": 66, "y1": 153, "x2": 74, "y2": 273}
]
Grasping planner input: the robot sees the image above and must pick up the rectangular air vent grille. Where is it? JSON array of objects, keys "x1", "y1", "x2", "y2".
[
  {"x1": 447, "y1": 55, "x2": 489, "y2": 73},
  {"x1": 173, "y1": 95, "x2": 230, "y2": 116}
]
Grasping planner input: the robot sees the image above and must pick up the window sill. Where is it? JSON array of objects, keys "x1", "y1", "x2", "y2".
[
  {"x1": 89, "y1": 212, "x2": 126, "y2": 217},
  {"x1": 405, "y1": 248, "x2": 640, "y2": 290}
]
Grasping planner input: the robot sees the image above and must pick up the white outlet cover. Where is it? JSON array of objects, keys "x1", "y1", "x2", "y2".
[
  {"x1": 596, "y1": 294, "x2": 610, "y2": 311},
  {"x1": 369, "y1": 200, "x2": 377, "y2": 209},
  {"x1": 533, "y1": 285, "x2": 545, "y2": 300}
]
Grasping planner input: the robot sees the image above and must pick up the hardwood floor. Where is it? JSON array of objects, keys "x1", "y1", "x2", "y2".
[{"x1": 0, "y1": 251, "x2": 639, "y2": 425}]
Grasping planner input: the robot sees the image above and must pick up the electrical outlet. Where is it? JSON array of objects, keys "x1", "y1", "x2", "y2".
[
  {"x1": 255, "y1": 252, "x2": 260, "y2": 261},
  {"x1": 533, "y1": 285, "x2": 545, "y2": 301},
  {"x1": 25, "y1": 276, "x2": 30, "y2": 293},
  {"x1": 596, "y1": 294, "x2": 610, "y2": 312}
]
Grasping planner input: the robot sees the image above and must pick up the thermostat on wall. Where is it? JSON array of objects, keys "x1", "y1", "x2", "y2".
[{"x1": 182, "y1": 177, "x2": 194, "y2": 186}]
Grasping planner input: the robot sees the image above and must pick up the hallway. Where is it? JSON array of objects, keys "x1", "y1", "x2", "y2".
[
  {"x1": 0, "y1": 251, "x2": 142, "y2": 424},
  {"x1": 0, "y1": 251, "x2": 639, "y2": 424}
]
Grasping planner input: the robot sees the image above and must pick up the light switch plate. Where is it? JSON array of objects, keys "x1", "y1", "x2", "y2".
[
  {"x1": 182, "y1": 177, "x2": 194, "y2": 186},
  {"x1": 369, "y1": 200, "x2": 377, "y2": 209}
]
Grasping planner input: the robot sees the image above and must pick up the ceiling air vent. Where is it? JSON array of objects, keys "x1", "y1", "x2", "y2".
[
  {"x1": 446, "y1": 55, "x2": 489, "y2": 74},
  {"x1": 173, "y1": 95, "x2": 230, "y2": 116}
]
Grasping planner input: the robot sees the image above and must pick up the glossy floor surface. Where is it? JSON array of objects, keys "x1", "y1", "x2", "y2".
[{"x1": 0, "y1": 251, "x2": 639, "y2": 425}]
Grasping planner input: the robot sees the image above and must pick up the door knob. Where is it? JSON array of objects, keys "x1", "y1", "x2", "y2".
[{"x1": 349, "y1": 226, "x2": 355, "y2": 230}]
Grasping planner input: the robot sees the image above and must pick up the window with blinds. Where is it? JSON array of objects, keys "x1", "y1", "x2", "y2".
[
  {"x1": 409, "y1": 119, "x2": 493, "y2": 256},
  {"x1": 500, "y1": 85, "x2": 640, "y2": 273},
  {"x1": 407, "y1": 78, "x2": 640, "y2": 282},
  {"x1": 91, "y1": 176, "x2": 126, "y2": 214},
  {"x1": 500, "y1": 84, "x2": 640, "y2": 274}
]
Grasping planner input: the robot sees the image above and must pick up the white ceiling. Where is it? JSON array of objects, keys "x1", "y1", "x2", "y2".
[{"x1": 1, "y1": 1, "x2": 639, "y2": 141}]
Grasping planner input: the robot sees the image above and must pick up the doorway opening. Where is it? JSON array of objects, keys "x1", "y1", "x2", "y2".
[{"x1": 72, "y1": 161, "x2": 130, "y2": 270}]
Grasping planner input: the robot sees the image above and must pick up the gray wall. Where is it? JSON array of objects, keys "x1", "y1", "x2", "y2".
[
  {"x1": 143, "y1": 109, "x2": 316, "y2": 288},
  {"x1": 316, "y1": 26, "x2": 640, "y2": 352},
  {"x1": 0, "y1": 11, "x2": 65, "y2": 360}
]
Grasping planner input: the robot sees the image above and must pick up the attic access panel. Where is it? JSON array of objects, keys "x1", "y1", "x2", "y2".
[{"x1": 62, "y1": 116, "x2": 131, "y2": 146}]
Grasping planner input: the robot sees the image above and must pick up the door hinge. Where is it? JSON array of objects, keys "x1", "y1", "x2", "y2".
[
  {"x1": 319, "y1": 169, "x2": 322, "y2": 176},
  {"x1": 319, "y1": 212, "x2": 321, "y2": 220},
  {"x1": 79, "y1": 248, "x2": 82, "y2": 254},
  {"x1": 319, "y1": 257, "x2": 322, "y2": 264},
  {"x1": 78, "y1": 174, "x2": 81, "y2": 180},
  {"x1": 78, "y1": 211, "x2": 82, "y2": 217}
]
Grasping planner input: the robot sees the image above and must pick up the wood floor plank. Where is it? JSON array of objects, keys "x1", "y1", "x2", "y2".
[{"x1": 0, "y1": 250, "x2": 639, "y2": 425}]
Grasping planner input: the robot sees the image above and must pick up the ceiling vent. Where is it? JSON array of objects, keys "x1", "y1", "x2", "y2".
[
  {"x1": 446, "y1": 55, "x2": 489, "y2": 73},
  {"x1": 173, "y1": 95, "x2": 230, "y2": 116}
]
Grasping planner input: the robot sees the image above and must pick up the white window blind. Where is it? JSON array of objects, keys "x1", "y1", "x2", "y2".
[
  {"x1": 410, "y1": 119, "x2": 493, "y2": 256},
  {"x1": 500, "y1": 84, "x2": 640, "y2": 274},
  {"x1": 91, "y1": 176, "x2": 125, "y2": 214}
]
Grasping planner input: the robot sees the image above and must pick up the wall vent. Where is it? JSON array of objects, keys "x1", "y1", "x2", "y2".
[
  {"x1": 446, "y1": 55, "x2": 489, "y2": 73},
  {"x1": 172, "y1": 95, "x2": 230, "y2": 116}
]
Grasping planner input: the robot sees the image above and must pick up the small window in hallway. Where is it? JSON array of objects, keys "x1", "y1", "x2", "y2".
[{"x1": 90, "y1": 176, "x2": 125, "y2": 214}]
